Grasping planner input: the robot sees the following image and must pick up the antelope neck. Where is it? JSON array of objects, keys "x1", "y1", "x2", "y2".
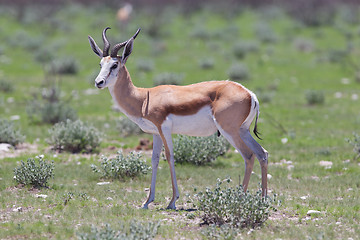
[{"x1": 109, "y1": 65, "x2": 145, "y2": 118}]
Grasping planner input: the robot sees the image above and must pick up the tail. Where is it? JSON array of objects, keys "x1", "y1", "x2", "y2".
[{"x1": 253, "y1": 103, "x2": 262, "y2": 140}]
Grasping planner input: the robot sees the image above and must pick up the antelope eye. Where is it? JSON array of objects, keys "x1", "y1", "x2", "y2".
[{"x1": 111, "y1": 64, "x2": 118, "y2": 70}]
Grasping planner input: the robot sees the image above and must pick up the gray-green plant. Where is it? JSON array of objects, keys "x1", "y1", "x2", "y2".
[
  {"x1": 153, "y1": 72, "x2": 183, "y2": 86},
  {"x1": 346, "y1": 132, "x2": 360, "y2": 160},
  {"x1": 116, "y1": 117, "x2": 143, "y2": 137},
  {"x1": 91, "y1": 151, "x2": 150, "y2": 180},
  {"x1": 233, "y1": 41, "x2": 259, "y2": 59},
  {"x1": 13, "y1": 155, "x2": 54, "y2": 188},
  {"x1": 136, "y1": 59, "x2": 154, "y2": 72},
  {"x1": 0, "y1": 79, "x2": 14, "y2": 93},
  {"x1": 201, "y1": 224, "x2": 239, "y2": 240},
  {"x1": 47, "y1": 57, "x2": 80, "y2": 75},
  {"x1": 254, "y1": 22, "x2": 277, "y2": 43},
  {"x1": 0, "y1": 118, "x2": 25, "y2": 146},
  {"x1": 198, "y1": 58, "x2": 215, "y2": 70},
  {"x1": 26, "y1": 86, "x2": 77, "y2": 124},
  {"x1": 194, "y1": 178, "x2": 279, "y2": 228},
  {"x1": 77, "y1": 221, "x2": 160, "y2": 240},
  {"x1": 173, "y1": 134, "x2": 230, "y2": 165},
  {"x1": 227, "y1": 63, "x2": 249, "y2": 81},
  {"x1": 47, "y1": 119, "x2": 102, "y2": 153},
  {"x1": 305, "y1": 90, "x2": 325, "y2": 105}
]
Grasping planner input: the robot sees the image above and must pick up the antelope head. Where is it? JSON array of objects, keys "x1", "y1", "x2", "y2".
[{"x1": 88, "y1": 27, "x2": 140, "y2": 89}]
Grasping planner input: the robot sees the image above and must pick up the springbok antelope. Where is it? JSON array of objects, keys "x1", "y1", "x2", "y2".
[{"x1": 88, "y1": 27, "x2": 268, "y2": 210}]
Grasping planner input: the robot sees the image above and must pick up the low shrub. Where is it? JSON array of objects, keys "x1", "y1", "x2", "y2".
[
  {"x1": 153, "y1": 72, "x2": 183, "y2": 86},
  {"x1": 346, "y1": 132, "x2": 360, "y2": 160},
  {"x1": 173, "y1": 134, "x2": 230, "y2": 165},
  {"x1": 47, "y1": 119, "x2": 102, "y2": 153},
  {"x1": 194, "y1": 178, "x2": 280, "y2": 228},
  {"x1": 227, "y1": 63, "x2": 249, "y2": 82},
  {"x1": 0, "y1": 118, "x2": 25, "y2": 146},
  {"x1": 48, "y1": 57, "x2": 80, "y2": 75},
  {"x1": 201, "y1": 224, "x2": 239, "y2": 240},
  {"x1": 26, "y1": 87, "x2": 77, "y2": 124},
  {"x1": 116, "y1": 116, "x2": 143, "y2": 137},
  {"x1": 305, "y1": 90, "x2": 325, "y2": 105},
  {"x1": 233, "y1": 41, "x2": 259, "y2": 59},
  {"x1": 0, "y1": 79, "x2": 14, "y2": 93},
  {"x1": 198, "y1": 58, "x2": 215, "y2": 70},
  {"x1": 91, "y1": 151, "x2": 150, "y2": 180},
  {"x1": 13, "y1": 155, "x2": 54, "y2": 188},
  {"x1": 254, "y1": 22, "x2": 277, "y2": 44},
  {"x1": 136, "y1": 59, "x2": 154, "y2": 72},
  {"x1": 77, "y1": 221, "x2": 160, "y2": 240}
]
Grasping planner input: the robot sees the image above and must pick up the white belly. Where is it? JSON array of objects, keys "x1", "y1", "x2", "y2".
[{"x1": 168, "y1": 106, "x2": 217, "y2": 136}]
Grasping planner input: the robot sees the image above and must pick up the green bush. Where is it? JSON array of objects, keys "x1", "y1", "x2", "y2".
[
  {"x1": 346, "y1": 132, "x2": 360, "y2": 160},
  {"x1": 47, "y1": 119, "x2": 102, "y2": 153},
  {"x1": 14, "y1": 155, "x2": 54, "y2": 188},
  {"x1": 198, "y1": 58, "x2": 215, "y2": 70},
  {"x1": 0, "y1": 118, "x2": 25, "y2": 146},
  {"x1": 232, "y1": 41, "x2": 259, "y2": 59},
  {"x1": 153, "y1": 72, "x2": 183, "y2": 86},
  {"x1": 26, "y1": 87, "x2": 77, "y2": 124},
  {"x1": 305, "y1": 90, "x2": 325, "y2": 105},
  {"x1": 194, "y1": 178, "x2": 279, "y2": 228},
  {"x1": 136, "y1": 59, "x2": 154, "y2": 72},
  {"x1": 116, "y1": 117, "x2": 143, "y2": 137},
  {"x1": 48, "y1": 57, "x2": 80, "y2": 75},
  {"x1": 77, "y1": 221, "x2": 160, "y2": 240},
  {"x1": 0, "y1": 79, "x2": 14, "y2": 93},
  {"x1": 173, "y1": 134, "x2": 230, "y2": 165},
  {"x1": 91, "y1": 151, "x2": 150, "y2": 180},
  {"x1": 227, "y1": 63, "x2": 249, "y2": 82},
  {"x1": 254, "y1": 22, "x2": 277, "y2": 43}
]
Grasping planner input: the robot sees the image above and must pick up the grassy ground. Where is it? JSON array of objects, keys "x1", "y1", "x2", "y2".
[{"x1": 0, "y1": 4, "x2": 360, "y2": 239}]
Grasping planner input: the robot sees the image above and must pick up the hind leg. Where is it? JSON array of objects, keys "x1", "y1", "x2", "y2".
[
  {"x1": 239, "y1": 127, "x2": 268, "y2": 196},
  {"x1": 215, "y1": 125, "x2": 256, "y2": 192}
]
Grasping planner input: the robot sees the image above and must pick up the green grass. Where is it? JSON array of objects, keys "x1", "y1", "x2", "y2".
[{"x1": 0, "y1": 3, "x2": 360, "y2": 239}]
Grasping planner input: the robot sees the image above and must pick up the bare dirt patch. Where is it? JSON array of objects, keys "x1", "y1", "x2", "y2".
[{"x1": 0, "y1": 143, "x2": 38, "y2": 159}]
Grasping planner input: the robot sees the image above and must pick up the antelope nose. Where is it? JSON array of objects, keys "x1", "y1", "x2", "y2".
[{"x1": 96, "y1": 80, "x2": 105, "y2": 88}]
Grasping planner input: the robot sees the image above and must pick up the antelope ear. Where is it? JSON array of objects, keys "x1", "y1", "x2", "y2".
[
  {"x1": 121, "y1": 38, "x2": 134, "y2": 64},
  {"x1": 88, "y1": 36, "x2": 103, "y2": 58}
]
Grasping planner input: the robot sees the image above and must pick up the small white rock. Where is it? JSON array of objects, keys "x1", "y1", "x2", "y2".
[
  {"x1": 10, "y1": 115, "x2": 20, "y2": 121},
  {"x1": 281, "y1": 138, "x2": 288, "y2": 144},
  {"x1": 300, "y1": 196, "x2": 308, "y2": 200},
  {"x1": 35, "y1": 194, "x2": 48, "y2": 199},
  {"x1": 319, "y1": 161, "x2": 333, "y2": 169},
  {"x1": 97, "y1": 182, "x2": 111, "y2": 186},
  {"x1": 307, "y1": 210, "x2": 321, "y2": 215},
  {"x1": 13, "y1": 207, "x2": 23, "y2": 212},
  {"x1": 106, "y1": 197, "x2": 113, "y2": 201},
  {"x1": 267, "y1": 174, "x2": 272, "y2": 180},
  {"x1": 341, "y1": 78, "x2": 350, "y2": 84},
  {"x1": 334, "y1": 92, "x2": 342, "y2": 98},
  {"x1": 0, "y1": 143, "x2": 13, "y2": 152},
  {"x1": 351, "y1": 94, "x2": 358, "y2": 101}
]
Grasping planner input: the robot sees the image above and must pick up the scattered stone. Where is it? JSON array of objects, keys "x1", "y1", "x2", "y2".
[
  {"x1": 106, "y1": 197, "x2": 113, "y2": 201},
  {"x1": 307, "y1": 210, "x2": 321, "y2": 215},
  {"x1": 97, "y1": 182, "x2": 111, "y2": 186},
  {"x1": 341, "y1": 78, "x2": 350, "y2": 84},
  {"x1": 300, "y1": 196, "x2": 308, "y2": 200},
  {"x1": 12, "y1": 207, "x2": 23, "y2": 212},
  {"x1": 334, "y1": 92, "x2": 342, "y2": 98},
  {"x1": 83, "y1": 88, "x2": 99, "y2": 95},
  {"x1": 35, "y1": 194, "x2": 48, "y2": 199},
  {"x1": 0, "y1": 143, "x2": 13, "y2": 152},
  {"x1": 319, "y1": 161, "x2": 332, "y2": 169},
  {"x1": 351, "y1": 94, "x2": 358, "y2": 101},
  {"x1": 281, "y1": 138, "x2": 288, "y2": 144},
  {"x1": 267, "y1": 174, "x2": 272, "y2": 180},
  {"x1": 10, "y1": 115, "x2": 20, "y2": 120}
]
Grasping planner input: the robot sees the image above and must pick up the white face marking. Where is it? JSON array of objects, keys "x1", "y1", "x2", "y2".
[{"x1": 95, "y1": 57, "x2": 120, "y2": 89}]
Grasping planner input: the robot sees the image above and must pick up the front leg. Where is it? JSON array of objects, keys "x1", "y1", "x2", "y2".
[
  {"x1": 142, "y1": 134, "x2": 163, "y2": 209},
  {"x1": 158, "y1": 124, "x2": 179, "y2": 210}
]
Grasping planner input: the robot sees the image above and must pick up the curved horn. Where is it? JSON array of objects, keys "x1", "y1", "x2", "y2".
[
  {"x1": 110, "y1": 28, "x2": 141, "y2": 58},
  {"x1": 102, "y1": 27, "x2": 111, "y2": 57}
]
